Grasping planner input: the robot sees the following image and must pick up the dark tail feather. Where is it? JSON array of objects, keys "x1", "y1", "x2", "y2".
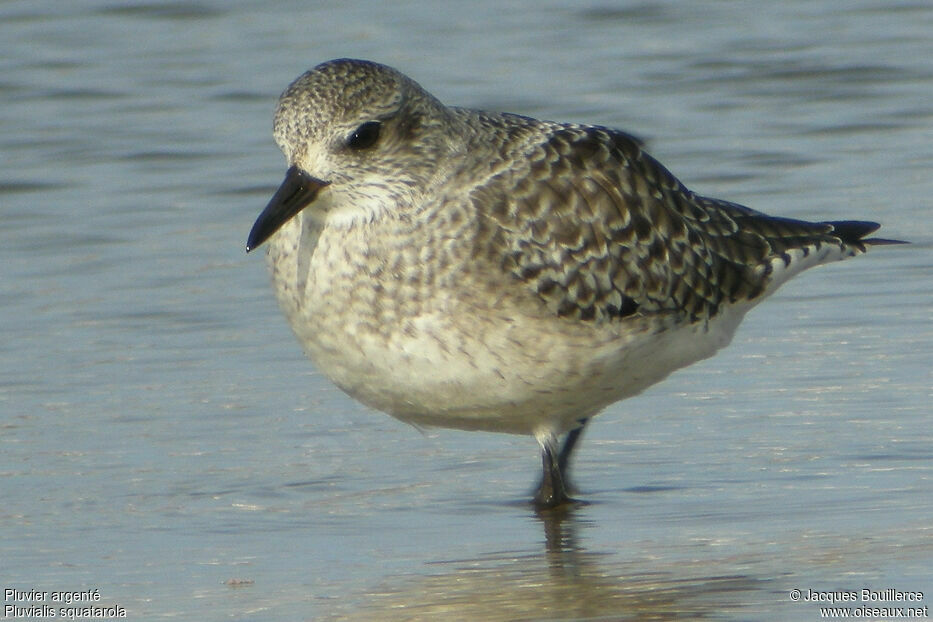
[{"x1": 823, "y1": 220, "x2": 909, "y2": 248}]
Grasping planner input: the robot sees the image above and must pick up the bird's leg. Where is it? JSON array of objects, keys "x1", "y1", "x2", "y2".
[
  {"x1": 534, "y1": 437, "x2": 571, "y2": 509},
  {"x1": 534, "y1": 418, "x2": 589, "y2": 509},
  {"x1": 557, "y1": 418, "x2": 589, "y2": 484}
]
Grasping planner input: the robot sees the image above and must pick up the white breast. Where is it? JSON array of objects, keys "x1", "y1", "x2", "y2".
[{"x1": 264, "y1": 212, "x2": 753, "y2": 437}]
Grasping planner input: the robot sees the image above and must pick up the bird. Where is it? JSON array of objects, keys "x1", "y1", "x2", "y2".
[{"x1": 246, "y1": 58, "x2": 904, "y2": 509}]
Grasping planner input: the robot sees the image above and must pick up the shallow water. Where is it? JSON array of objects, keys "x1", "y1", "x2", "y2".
[{"x1": 1, "y1": 1, "x2": 931, "y2": 620}]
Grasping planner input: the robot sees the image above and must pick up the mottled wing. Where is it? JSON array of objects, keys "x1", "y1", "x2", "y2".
[{"x1": 472, "y1": 124, "x2": 872, "y2": 323}]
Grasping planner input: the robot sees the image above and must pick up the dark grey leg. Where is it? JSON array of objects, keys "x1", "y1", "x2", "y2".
[
  {"x1": 557, "y1": 418, "x2": 589, "y2": 478},
  {"x1": 533, "y1": 418, "x2": 589, "y2": 509},
  {"x1": 534, "y1": 438, "x2": 571, "y2": 509}
]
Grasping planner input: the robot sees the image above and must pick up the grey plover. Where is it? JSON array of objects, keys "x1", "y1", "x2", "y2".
[{"x1": 247, "y1": 59, "x2": 903, "y2": 508}]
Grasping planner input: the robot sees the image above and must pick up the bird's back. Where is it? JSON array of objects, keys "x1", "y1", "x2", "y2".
[{"x1": 460, "y1": 114, "x2": 892, "y2": 330}]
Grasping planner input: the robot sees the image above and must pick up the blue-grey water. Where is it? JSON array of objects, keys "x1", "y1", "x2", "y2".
[{"x1": 2, "y1": 1, "x2": 931, "y2": 620}]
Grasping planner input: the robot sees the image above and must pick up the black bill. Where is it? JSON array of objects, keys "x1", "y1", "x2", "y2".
[{"x1": 246, "y1": 166, "x2": 329, "y2": 252}]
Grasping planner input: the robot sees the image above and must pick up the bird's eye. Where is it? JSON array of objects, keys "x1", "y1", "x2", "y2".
[{"x1": 346, "y1": 121, "x2": 381, "y2": 150}]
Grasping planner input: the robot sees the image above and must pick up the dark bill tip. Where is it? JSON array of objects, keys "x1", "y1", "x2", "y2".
[{"x1": 246, "y1": 166, "x2": 329, "y2": 252}]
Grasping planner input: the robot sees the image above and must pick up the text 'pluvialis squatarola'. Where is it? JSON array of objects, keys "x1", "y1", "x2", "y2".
[{"x1": 247, "y1": 59, "x2": 904, "y2": 509}]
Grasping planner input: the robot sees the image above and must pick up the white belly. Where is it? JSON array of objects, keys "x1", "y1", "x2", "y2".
[{"x1": 266, "y1": 213, "x2": 749, "y2": 437}]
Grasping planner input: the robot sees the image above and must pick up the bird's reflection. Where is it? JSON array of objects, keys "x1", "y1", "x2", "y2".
[
  {"x1": 538, "y1": 502, "x2": 586, "y2": 577},
  {"x1": 330, "y1": 504, "x2": 762, "y2": 621}
]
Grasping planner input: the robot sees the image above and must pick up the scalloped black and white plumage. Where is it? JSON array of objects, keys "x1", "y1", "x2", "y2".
[{"x1": 248, "y1": 59, "x2": 904, "y2": 508}]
